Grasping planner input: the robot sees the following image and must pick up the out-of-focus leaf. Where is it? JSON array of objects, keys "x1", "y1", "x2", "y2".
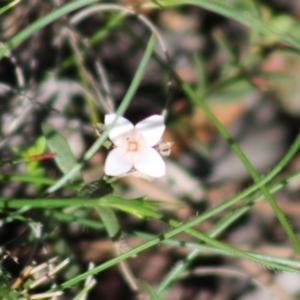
[
  {"x1": 0, "y1": 273, "x2": 15, "y2": 300},
  {"x1": 206, "y1": 79, "x2": 256, "y2": 104},
  {"x1": 139, "y1": 281, "x2": 160, "y2": 300},
  {"x1": 153, "y1": 0, "x2": 300, "y2": 50},
  {"x1": 77, "y1": 180, "x2": 113, "y2": 199},
  {"x1": 77, "y1": 180, "x2": 117, "y2": 240},
  {"x1": 262, "y1": 51, "x2": 300, "y2": 116},
  {"x1": 42, "y1": 123, "x2": 82, "y2": 182}
]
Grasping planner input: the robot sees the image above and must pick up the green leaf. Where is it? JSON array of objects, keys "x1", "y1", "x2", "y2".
[
  {"x1": 77, "y1": 180, "x2": 113, "y2": 198},
  {"x1": 206, "y1": 79, "x2": 256, "y2": 103},
  {"x1": 0, "y1": 271, "x2": 16, "y2": 300},
  {"x1": 77, "y1": 181, "x2": 119, "y2": 240},
  {"x1": 42, "y1": 123, "x2": 83, "y2": 182},
  {"x1": 77, "y1": 181, "x2": 118, "y2": 240}
]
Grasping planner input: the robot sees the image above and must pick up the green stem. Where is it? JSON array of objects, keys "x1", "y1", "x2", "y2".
[
  {"x1": 125, "y1": 26, "x2": 300, "y2": 254},
  {"x1": 127, "y1": 24, "x2": 300, "y2": 254},
  {"x1": 182, "y1": 80, "x2": 300, "y2": 255},
  {"x1": 57, "y1": 190, "x2": 300, "y2": 290},
  {"x1": 154, "y1": 117, "x2": 300, "y2": 296}
]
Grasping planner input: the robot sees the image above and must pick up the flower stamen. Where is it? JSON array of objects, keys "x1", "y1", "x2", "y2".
[{"x1": 127, "y1": 140, "x2": 139, "y2": 152}]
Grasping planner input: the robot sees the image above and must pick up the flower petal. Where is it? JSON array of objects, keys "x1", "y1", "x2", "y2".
[
  {"x1": 105, "y1": 114, "x2": 134, "y2": 146},
  {"x1": 134, "y1": 148, "x2": 166, "y2": 177},
  {"x1": 104, "y1": 148, "x2": 133, "y2": 176},
  {"x1": 135, "y1": 115, "x2": 165, "y2": 147}
]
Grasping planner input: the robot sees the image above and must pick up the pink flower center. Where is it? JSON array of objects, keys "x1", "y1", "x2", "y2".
[
  {"x1": 116, "y1": 131, "x2": 146, "y2": 163},
  {"x1": 127, "y1": 140, "x2": 139, "y2": 152}
]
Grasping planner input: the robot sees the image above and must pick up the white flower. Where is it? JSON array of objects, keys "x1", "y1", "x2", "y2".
[{"x1": 104, "y1": 114, "x2": 166, "y2": 178}]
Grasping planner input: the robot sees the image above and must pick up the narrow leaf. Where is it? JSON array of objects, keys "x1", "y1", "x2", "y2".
[{"x1": 42, "y1": 123, "x2": 83, "y2": 182}]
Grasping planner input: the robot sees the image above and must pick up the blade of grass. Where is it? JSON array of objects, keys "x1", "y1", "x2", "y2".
[
  {"x1": 180, "y1": 80, "x2": 300, "y2": 255},
  {"x1": 153, "y1": 82, "x2": 300, "y2": 293},
  {"x1": 3, "y1": 171, "x2": 300, "y2": 292},
  {"x1": 0, "y1": 174, "x2": 79, "y2": 190},
  {"x1": 156, "y1": 169, "x2": 300, "y2": 295},
  {"x1": 131, "y1": 7, "x2": 300, "y2": 252},
  {"x1": 134, "y1": 231, "x2": 300, "y2": 270},
  {"x1": 47, "y1": 170, "x2": 300, "y2": 244},
  {"x1": 8, "y1": 185, "x2": 298, "y2": 290},
  {"x1": 0, "y1": 0, "x2": 21, "y2": 15},
  {"x1": 124, "y1": 31, "x2": 300, "y2": 253},
  {"x1": 56, "y1": 195, "x2": 300, "y2": 290}
]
